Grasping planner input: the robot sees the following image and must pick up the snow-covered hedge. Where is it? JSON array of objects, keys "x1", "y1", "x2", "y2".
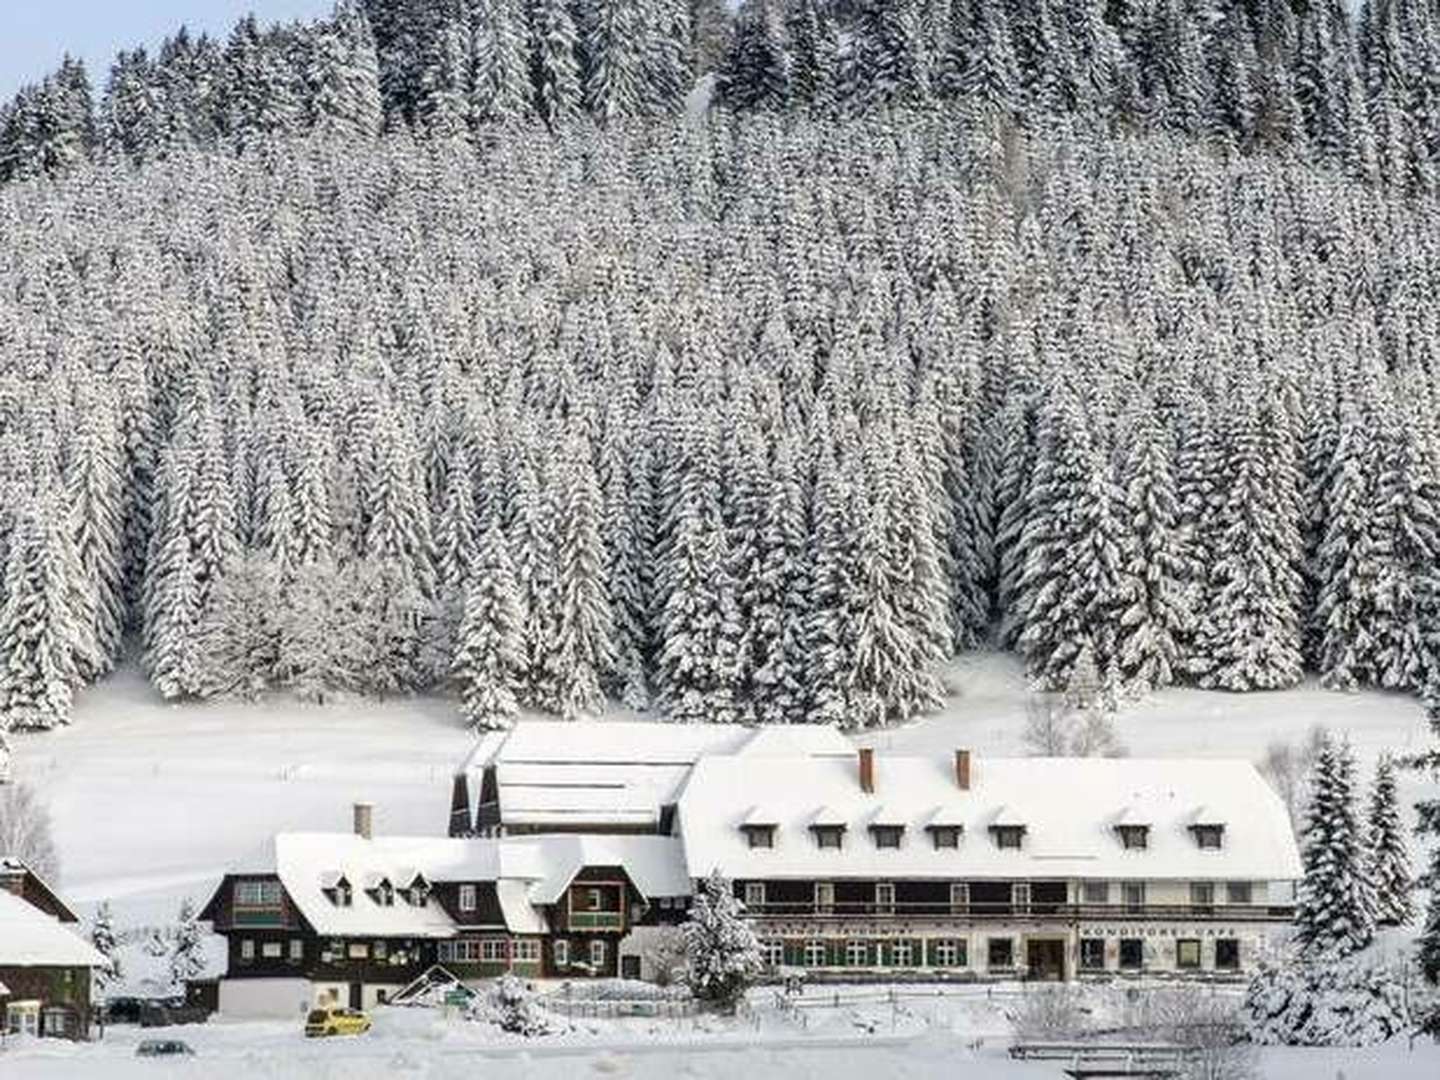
[
  {"x1": 467, "y1": 974, "x2": 557, "y2": 1037},
  {"x1": 549, "y1": 978, "x2": 691, "y2": 1003},
  {"x1": 1243, "y1": 955, "x2": 1411, "y2": 1047}
]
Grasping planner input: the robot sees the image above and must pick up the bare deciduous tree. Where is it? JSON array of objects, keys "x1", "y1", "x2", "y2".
[{"x1": 0, "y1": 780, "x2": 60, "y2": 883}]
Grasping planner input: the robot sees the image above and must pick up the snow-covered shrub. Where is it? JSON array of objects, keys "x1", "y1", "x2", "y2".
[
  {"x1": 473, "y1": 974, "x2": 554, "y2": 1037},
  {"x1": 556, "y1": 978, "x2": 690, "y2": 1002},
  {"x1": 1013, "y1": 985, "x2": 1089, "y2": 1040},
  {"x1": 1243, "y1": 954, "x2": 1410, "y2": 1047},
  {"x1": 638, "y1": 926, "x2": 689, "y2": 988},
  {"x1": 1132, "y1": 989, "x2": 1256, "y2": 1080},
  {"x1": 684, "y1": 870, "x2": 762, "y2": 1012}
]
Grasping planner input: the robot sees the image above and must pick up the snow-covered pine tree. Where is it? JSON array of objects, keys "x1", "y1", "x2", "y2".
[
  {"x1": 749, "y1": 428, "x2": 810, "y2": 725},
  {"x1": 0, "y1": 502, "x2": 82, "y2": 731},
  {"x1": 582, "y1": 0, "x2": 650, "y2": 123},
  {"x1": 91, "y1": 900, "x2": 123, "y2": 997},
  {"x1": 848, "y1": 0, "x2": 932, "y2": 111},
  {"x1": 684, "y1": 869, "x2": 762, "y2": 1013},
  {"x1": 645, "y1": 0, "x2": 692, "y2": 114},
  {"x1": 309, "y1": 0, "x2": 384, "y2": 138},
  {"x1": 723, "y1": 0, "x2": 791, "y2": 112},
  {"x1": 526, "y1": 0, "x2": 582, "y2": 126},
  {"x1": 454, "y1": 520, "x2": 524, "y2": 730},
  {"x1": 470, "y1": 0, "x2": 532, "y2": 127},
  {"x1": 1294, "y1": 734, "x2": 1375, "y2": 959},
  {"x1": 1365, "y1": 753, "x2": 1412, "y2": 927},
  {"x1": 786, "y1": 0, "x2": 838, "y2": 115},
  {"x1": 168, "y1": 898, "x2": 207, "y2": 993},
  {"x1": 193, "y1": 554, "x2": 282, "y2": 700}
]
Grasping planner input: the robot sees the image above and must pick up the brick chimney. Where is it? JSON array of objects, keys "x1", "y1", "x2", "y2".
[
  {"x1": 353, "y1": 802, "x2": 374, "y2": 840},
  {"x1": 955, "y1": 750, "x2": 971, "y2": 791},
  {"x1": 858, "y1": 747, "x2": 875, "y2": 794}
]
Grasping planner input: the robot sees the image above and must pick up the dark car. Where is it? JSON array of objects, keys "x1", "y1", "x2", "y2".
[
  {"x1": 136, "y1": 1039, "x2": 195, "y2": 1057},
  {"x1": 103, "y1": 997, "x2": 145, "y2": 1025}
]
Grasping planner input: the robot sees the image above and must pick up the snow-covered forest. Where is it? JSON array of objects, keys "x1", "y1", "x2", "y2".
[{"x1": 1, "y1": 1, "x2": 1440, "y2": 734}]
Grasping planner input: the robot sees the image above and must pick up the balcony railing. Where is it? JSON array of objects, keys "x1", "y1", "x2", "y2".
[
  {"x1": 568, "y1": 911, "x2": 625, "y2": 931},
  {"x1": 744, "y1": 901, "x2": 1294, "y2": 923}
]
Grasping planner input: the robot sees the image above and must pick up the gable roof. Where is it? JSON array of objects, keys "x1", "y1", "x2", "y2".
[
  {"x1": 675, "y1": 754, "x2": 1301, "y2": 882},
  {"x1": 0, "y1": 857, "x2": 79, "y2": 923},
  {"x1": 0, "y1": 890, "x2": 105, "y2": 968}
]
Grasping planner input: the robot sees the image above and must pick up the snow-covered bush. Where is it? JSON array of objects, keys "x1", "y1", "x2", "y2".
[
  {"x1": 557, "y1": 977, "x2": 691, "y2": 1002},
  {"x1": 638, "y1": 926, "x2": 690, "y2": 988},
  {"x1": 1013, "y1": 985, "x2": 1089, "y2": 1040},
  {"x1": 1243, "y1": 954, "x2": 1410, "y2": 1047},
  {"x1": 684, "y1": 870, "x2": 762, "y2": 1012},
  {"x1": 475, "y1": 974, "x2": 554, "y2": 1037},
  {"x1": 90, "y1": 900, "x2": 123, "y2": 997},
  {"x1": 1133, "y1": 989, "x2": 1257, "y2": 1080}
]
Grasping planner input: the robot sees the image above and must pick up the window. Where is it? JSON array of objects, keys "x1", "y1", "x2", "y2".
[
  {"x1": 1082, "y1": 881, "x2": 1110, "y2": 904},
  {"x1": 376, "y1": 990, "x2": 388, "y2": 1005},
  {"x1": 929, "y1": 825, "x2": 962, "y2": 849},
  {"x1": 1119, "y1": 939, "x2": 1144, "y2": 970},
  {"x1": 890, "y1": 940, "x2": 913, "y2": 967},
  {"x1": 762, "y1": 940, "x2": 784, "y2": 968},
  {"x1": 1190, "y1": 882, "x2": 1215, "y2": 910},
  {"x1": 1012, "y1": 883, "x2": 1031, "y2": 914},
  {"x1": 812, "y1": 826, "x2": 845, "y2": 850},
  {"x1": 1191, "y1": 825, "x2": 1225, "y2": 850},
  {"x1": 240, "y1": 939, "x2": 255, "y2": 961},
  {"x1": 337, "y1": 883, "x2": 352, "y2": 907},
  {"x1": 289, "y1": 939, "x2": 303, "y2": 962},
  {"x1": 1116, "y1": 825, "x2": 1149, "y2": 850},
  {"x1": 459, "y1": 884, "x2": 477, "y2": 913},
  {"x1": 814, "y1": 882, "x2": 834, "y2": 914},
  {"x1": 1176, "y1": 939, "x2": 1201, "y2": 969},
  {"x1": 481, "y1": 939, "x2": 507, "y2": 963},
  {"x1": 409, "y1": 884, "x2": 429, "y2": 908},
  {"x1": 512, "y1": 939, "x2": 539, "y2": 963},
  {"x1": 987, "y1": 938, "x2": 1014, "y2": 970},
  {"x1": 553, "y1": 940, "x2": 569, "y2": 967},
  {"x1": 261, "y1": 941, "x2": 282, "y2": 959},
  {"x1": 933, "y1": 939, "x2": 963, "y2": 967},
  {"x1": 1226, "y1": 881, "x2": 1253, "y2": 905},
  {"x1": 991, "y1": 826, "x2": 1025, "y2": 849},
  {"x1": 871, "y1": 825, "x2": 903, "y2": 849},
  {"x1": 347, "y1": 943, "x2": 369, "y2": 960},
  {"x1": 1080, "y1": 938, "x2": 1106, "y2": 970},
  {"x1": 804, "y1": 940, "x2": 827, "y2": 967},
  {"x1": 743, "y1": 825, "x2": 775, "y2": 849},
  {"x1": 588, "y1": 940, "x2": 606, "y2": 971},
  {"x1": 1215, "y1": 939, "x2": 1240, "y2": 971},
  {"x1": 949, "y1": 882, "x2": 969, "y2": 914},
  {"x1": 377, "y1": 882, "x2": 394, "y2": 907},
  {"x1": 744, "y1": 882, "x2": 767, "y2": 909},
  {"x1": 1122, "y1": 882, "x2": 1146, "y2": 914},
  {"x1": 374, "y1": 941, "x2": 388, "y2": 960},
  {"x1": 875, "y1": 883, "x2": 895, "y2": 914},
  {"x1": 235, "y1": 880, "x2": 283, "y2": 907},
  {"x1": 846, "y1": 940, "x2": 870, "y2": 967}
]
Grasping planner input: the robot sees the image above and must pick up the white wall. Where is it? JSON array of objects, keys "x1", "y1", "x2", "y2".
[{"x1": 217, "y1": 978, "x2": 311, "y2": 1021}]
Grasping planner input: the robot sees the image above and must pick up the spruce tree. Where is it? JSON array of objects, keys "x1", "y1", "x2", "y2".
[
  {"x1": 453, "y1": 521, "x2": 524, "y2": 730},
  {"x1": 683, "y1": 869, "x2": 762, "y2": 1013},
  {"x1": 723, "y1": 0, "x2": 791, "y2": 112},
  {"x1": 471, "y1": 0, "x2": 533, "y2": 127},
  {"x1": 168, "y1": 898, "x2": 207, "y2": 992},
  {"x1": 91, "y1": 900, "x2": 123, "y2": 997},
  {"x1": 527, "y1": 0, "x2": 582, "y2": 126},
  {"x1": 1294, "y1": 735, "x2": 1375, "y2": 959},
  {"x1": 1366, "y1": 753, "x2": 1412, "y2": 927},
  {"x1": 0, "y1": 502, "x2": 81, "y2": 731},
  {"x1": 1407, "y1": 691, "x2": 1440, "y2": 983}
]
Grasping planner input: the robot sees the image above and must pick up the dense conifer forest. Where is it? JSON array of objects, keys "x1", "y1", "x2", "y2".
[{"x1": 1, "y1": 1, "x2": 1439, "y2": 735}]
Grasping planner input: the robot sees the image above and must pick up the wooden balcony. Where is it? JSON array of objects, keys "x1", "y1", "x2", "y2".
[
  {"x1": 567, "y1": 911, "x2": 625, "y2": 931},
  {"x1": 745, "y1": 901, "x2": 1295, "y2": 923}
]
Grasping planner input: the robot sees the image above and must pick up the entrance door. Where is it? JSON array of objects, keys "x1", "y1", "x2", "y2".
[
  {"x1": 1026, "y1": 939, "x2": 1065, "y2": 981},
  {"x1": 348, "y1": 983, "x2": 363, "y2": 1010}
]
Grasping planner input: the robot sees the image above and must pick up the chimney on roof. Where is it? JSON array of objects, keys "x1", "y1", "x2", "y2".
[
  {"x1": 858, "y1": 747, "x2": 875, "y2": 794},
  {"x1": 955, "y1": 750, "x2": 971, "y2": 791},
  {"x1": 353, "y1": 802, "x2": 374, "y2": 840}
]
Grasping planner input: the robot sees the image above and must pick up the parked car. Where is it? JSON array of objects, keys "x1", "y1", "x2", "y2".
[
  {"x1": 304, "y1": 1007, "x2": 371, "y2": 1038},
  {"x1": 103, "y1": 997, "x2": 145, "y2": 1025},
  {"x1": 135, "y1": 1039, "x2": 195, "y2": 1057},
  {"x1": 139, "y1": 999, "x2": 210, "y2": 1028}
]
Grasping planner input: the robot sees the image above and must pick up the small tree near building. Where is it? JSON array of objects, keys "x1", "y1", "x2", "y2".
[
  {"x1": 1409, "y1": 689, "x2": 1440, "y2": 986},
  {"x1": 1366, "y1": 754, "x2": 1412, "y2": 927},
  {"x1": 1293, "y1": 734, "x2": 1374, "y2": 959},
  {"x1": 91, "y1": 900, "x2": 123, "y2": 997},
  {"x1": 684, "y1": 869, "x2": 761, "y2": 1013},
  {"x1": 168, "y1": 897, "x2": 206, "y2": 992}
]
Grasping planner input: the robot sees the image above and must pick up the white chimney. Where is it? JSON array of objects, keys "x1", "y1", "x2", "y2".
[{"x1": 353, "y1": 802, "x2": 374, "y2": 840}]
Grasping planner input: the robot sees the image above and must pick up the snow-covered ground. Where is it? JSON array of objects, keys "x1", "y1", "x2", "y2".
[{"x1": 7, "y1": 651, "x2": 1440, "y2": 1074}]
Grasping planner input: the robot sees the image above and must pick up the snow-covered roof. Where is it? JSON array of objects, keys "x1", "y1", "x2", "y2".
[
  {"x1": 460, "y1": 721, "x2": 852, "y2": 829},
  {"x1": 675, "y1": 754, "x2": 1301, "y2": 882},
  {"x1": 0, "y1": 890, "x2": 106, "y2": 968},
  {"x1": 525, "y1": 835, "x2": 691, "y2": 905},
  {"x1": 225, "y1": 831, "x2": 688, "y2": 938}
]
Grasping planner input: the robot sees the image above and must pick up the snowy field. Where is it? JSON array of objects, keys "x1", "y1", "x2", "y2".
[
  {"x1": 7, "y1": 651, "x2": 1440, "y2": 1077},
  {"x1": 2, "y1": 981, "x2": 1438, "y2": 1079}
]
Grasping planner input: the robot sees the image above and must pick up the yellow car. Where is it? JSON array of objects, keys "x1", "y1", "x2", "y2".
[{"x1": 304, "y1": 1006, "x2": 372, "y2": 1038}]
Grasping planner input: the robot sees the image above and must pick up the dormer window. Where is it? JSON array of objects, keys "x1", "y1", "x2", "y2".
[
  {"x1": 811, "y1": 825, "x2": 845, "y2": 850},
  {"x1": 1190, "y1": 824, "x2": 1225, "y2": 850},
  {"x1": 1116, "y1": 825, "x2": 1149, "y2": 850},
  {"x1": 926, "y1": 825, "x2": 963, "y2": 850},
  {"x1": 990, "y1": 825, "x2": 1025, "y2": 850},
  {"x1": 741, "y1": 825, "x2": 776, "y2": 849},
  {"x1": 869, "y1": 825, "x2": 904, "y2": 849},
  {"x1": 365, "y1": 876, "x2": 395, "y2": 906},
  {"x1": 321, "y1": 874, "x2": 353, "y2": 907},
  {"x1": 405, "y1": 877, "x2": 430, "y2": 907}
]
